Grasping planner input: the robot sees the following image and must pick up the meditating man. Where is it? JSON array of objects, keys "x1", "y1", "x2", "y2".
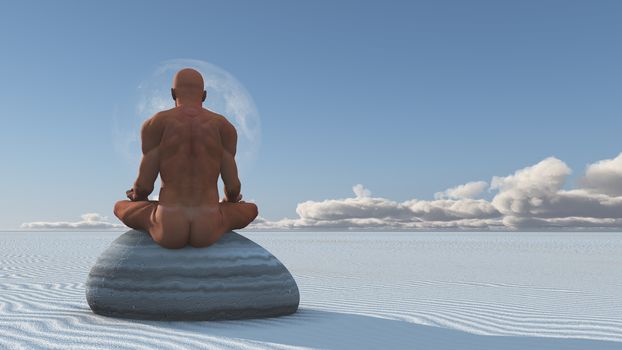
[{"x1": 113, "y1": 68, "x2": 258, "y2": 249}]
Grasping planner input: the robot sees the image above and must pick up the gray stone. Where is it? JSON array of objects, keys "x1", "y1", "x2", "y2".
[{"x1": 85, "y1": 229, "x2": 300, "y2": 321}]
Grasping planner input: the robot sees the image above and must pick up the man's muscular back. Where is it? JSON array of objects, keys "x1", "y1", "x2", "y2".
[{"x1": 143, "y1": 105, "x2": 239, "y2": 207}]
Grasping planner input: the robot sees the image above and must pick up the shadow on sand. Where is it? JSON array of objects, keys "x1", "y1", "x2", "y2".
[{"x1": 130, "y1": 308, "x2": 620, "y2": 350}]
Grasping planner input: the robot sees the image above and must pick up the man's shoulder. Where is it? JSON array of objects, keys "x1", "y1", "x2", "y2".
[
  {"x1": 144, "y1": 110, "x2": 172, "y2": 129},
  {"x1": 202, "y1": 110, "x2": 236, "y2": 135},
  {"x1": 154, "y1": 109, "x2": 173, "y2": 121},
  {"x1": 140, "y1": 112, "x2": 166, "y2": 152},
  {"x1": 202, "y1": 108, "x2": 229, "y2": 124},
  {"x1": 141, "y1": 111, "x2": 171, "y2": 140}
]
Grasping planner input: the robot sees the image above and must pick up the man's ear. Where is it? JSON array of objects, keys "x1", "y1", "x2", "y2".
[
  {"x1": 202, "y1": 90, "x2": 207, "y2": 102},
  {"x1": 171, "y1": 88, "x2": 176, "y2": 101}
]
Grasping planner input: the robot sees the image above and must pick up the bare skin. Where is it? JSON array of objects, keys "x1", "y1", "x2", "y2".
[{"x1": 113, "y1": 68, "x2": 258, "y2": 249}]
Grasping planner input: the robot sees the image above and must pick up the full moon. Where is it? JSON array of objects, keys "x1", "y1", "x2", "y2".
[{"x1": 113, "y1": 59, "x2": 262, "y2": 196}]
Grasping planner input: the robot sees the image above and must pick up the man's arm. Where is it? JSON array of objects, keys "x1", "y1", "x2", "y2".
[
  {"x1": 220, "y1": 117, "x2": 241, "y2": 202},
  {"x1": 130, "y1": 114, "x2": 163, "y2": 201}
]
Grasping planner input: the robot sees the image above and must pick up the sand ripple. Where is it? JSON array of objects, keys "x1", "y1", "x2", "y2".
[{"x1": 1, "y1": 231, "x2": 621, "y2": 349}]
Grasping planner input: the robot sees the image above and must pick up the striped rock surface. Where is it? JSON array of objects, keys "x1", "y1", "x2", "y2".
[{"x1": 85, "y1": 229, "x2": 300, "y2": 321}]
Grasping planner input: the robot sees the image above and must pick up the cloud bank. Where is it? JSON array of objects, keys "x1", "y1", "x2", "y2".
[
  {"x1": 249, "y1": 153, "x2": 622, "y2": 231},
  {"x1": 21, "y1": 213, "x2": 125, "y2": 230},
  {"x1": 21, "y1": 153, "x2": 622, "y2": 231}
]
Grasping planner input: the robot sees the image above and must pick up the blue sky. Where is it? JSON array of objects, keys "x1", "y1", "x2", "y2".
[{"x1": 2, "y1": 1, "x2": 621, "y2": 231}]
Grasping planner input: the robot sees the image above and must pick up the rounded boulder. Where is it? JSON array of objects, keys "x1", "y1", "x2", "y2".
[{"x1": 86, "y1": 229, "x2": 300, "y2": 321}]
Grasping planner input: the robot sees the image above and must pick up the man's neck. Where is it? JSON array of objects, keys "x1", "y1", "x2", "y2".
[{"x1": 175, "y1": 99, "x2": 202, "y2": 108}]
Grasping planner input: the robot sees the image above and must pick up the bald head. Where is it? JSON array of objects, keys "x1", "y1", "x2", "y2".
[{"x1": 171, "y1": 68, "x2": 206, "y2": 103}]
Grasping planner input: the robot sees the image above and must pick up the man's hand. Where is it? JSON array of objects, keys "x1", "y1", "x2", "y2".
[
  {"x1": 126, "y1": 188, "x2": 148, "y2": 201},
  {"x1": 126, "y1": 188, "x2": 137, "y2": 201},
  {"x1": 221, "y1": 193, "x2": 243, "y2": 203}
]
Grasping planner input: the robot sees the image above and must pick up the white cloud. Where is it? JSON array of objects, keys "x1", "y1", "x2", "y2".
[
  {"x1": 488, "y1": 156, "x2": 622, "y2": 229},
  {"x1": 247, "y1": 184, "x2": 502, "y2": 231},
  {"x1": 20, "y1": 213, "x2": 125, "y2": 230},
  {"x1": 434, "y1": 181, "x2": 488, "y2": 199},
  {"x1": 490, "y1": 157, "x2": 571, "y2": 218},
  {"x1": 404, "y1": 198, "x2": 500, "y2": 221},
  {"x1": 248, "y1": 153, "x2": 622, "y2": 231},
  {"x1": 352, "y1": 184, "x2": 371, "y2": 198},
  {"x1": 581, "y1": 152, "x2": 622, "y2": 196}
]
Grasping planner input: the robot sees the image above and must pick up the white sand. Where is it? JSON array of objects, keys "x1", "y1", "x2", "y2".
[{"x1": 0, "y1": 231, "x2": 621, "y2": 349}]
